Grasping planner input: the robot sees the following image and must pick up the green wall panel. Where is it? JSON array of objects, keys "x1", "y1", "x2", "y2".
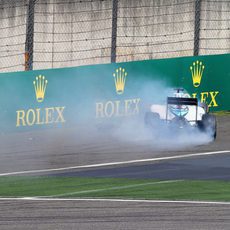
[{"x1": 0, "y1": 53, "x2": 229, "y2": 132}]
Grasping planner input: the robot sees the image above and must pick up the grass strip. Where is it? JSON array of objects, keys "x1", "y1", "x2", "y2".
[
  {"x1": 212, "y1": 111, "x2": 230, "y2": 116},
  {"x1": 0, "y1": 176, "x2": 230, "y2": 202}
]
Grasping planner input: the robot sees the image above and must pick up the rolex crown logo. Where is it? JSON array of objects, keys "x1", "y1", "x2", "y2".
[
  {"x1": 113, "y1": 67, "x2": 127, "y2": 95},
  {"x1": 33, "y1": 75, "x2": 48, "y2": 102},
  {"x1": 190, "y1": 61, "x2": 205, "y2": 88}
]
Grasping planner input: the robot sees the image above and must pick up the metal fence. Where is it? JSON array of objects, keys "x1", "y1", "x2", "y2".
[{"x1": 0, "y1": 0, "x2": 229, "y2": 72}]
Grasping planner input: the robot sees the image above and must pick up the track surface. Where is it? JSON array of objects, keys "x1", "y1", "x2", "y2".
[
  {"x1": 1, "y1": 199, "x2": 230, "y2": 230},
  {"x1": 50, "y1": 152, "x2": 230, "y2": 180},
  {"x1": 0, "y1": 116, "x2": 229, "y2": 174},
  {"x1": 0, "y1": 115, "x2": 229, "y2": 229}
]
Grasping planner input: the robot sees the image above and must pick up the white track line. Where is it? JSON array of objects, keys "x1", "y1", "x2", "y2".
[
  {"x1": 0, "y1": 197, "x2": 230, "y2": 205},
  {"x1": 0, "y1": 150, "x2": 229, "y2": 176},
  {"x1": 47, "y1": 180, "x2": 181, "y2": 198}
]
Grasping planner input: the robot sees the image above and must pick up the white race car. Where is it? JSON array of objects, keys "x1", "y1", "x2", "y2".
[{"x1": 144, "y1": 88, "x2": 217, "y2": 139}]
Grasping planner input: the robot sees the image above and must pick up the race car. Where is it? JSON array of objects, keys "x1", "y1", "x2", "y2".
[{"x1": 144, "y1": 88, "x2": 217, "y2": 140}]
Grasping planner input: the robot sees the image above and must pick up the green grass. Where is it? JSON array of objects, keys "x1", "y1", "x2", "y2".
[
  {"x1": 212, "y1": 111, "x2": 230, "y2": 116},
  {"x1": 1, "y1": 176, "x2": 230, "y2": 202}
]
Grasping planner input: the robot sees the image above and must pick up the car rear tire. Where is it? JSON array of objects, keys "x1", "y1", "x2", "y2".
[{"x1": 198, "y1": 114, "x2": 217, "y2": 140}]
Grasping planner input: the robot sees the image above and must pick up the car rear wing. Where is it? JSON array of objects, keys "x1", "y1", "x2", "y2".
[
  {"x1": 167, "y1": 97, "x2": 198, "y2": 106},
  {"x1": 166, "y1": 97, "x2": 198, "y2": 121}
]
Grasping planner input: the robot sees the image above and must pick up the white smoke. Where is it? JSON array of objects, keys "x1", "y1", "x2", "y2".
[{"x1": 108, "y1": 79, "x2": 213, "y2": 150}]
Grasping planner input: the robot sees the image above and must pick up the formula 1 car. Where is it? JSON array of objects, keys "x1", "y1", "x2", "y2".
[{"x1": 144, "y1": 88, "x2": 217, "y2": 139}]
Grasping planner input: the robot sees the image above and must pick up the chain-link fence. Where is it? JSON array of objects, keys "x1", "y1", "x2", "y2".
[{"x1": 0, "y1": 0, "x2": 229, "y2": 72}]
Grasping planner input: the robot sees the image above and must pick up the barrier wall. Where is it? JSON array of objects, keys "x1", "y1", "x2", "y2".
[{"x1": 0, "y1": 53, "x2": 229, "y2": 132}]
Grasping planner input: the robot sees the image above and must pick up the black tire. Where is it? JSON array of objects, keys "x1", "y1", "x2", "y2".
[
  {"x1": 198, "y1": 114, "x2": 217, "y2": 139},
  {"x1": 144, "y1": 112, "x2": 160, "y2": 129}
]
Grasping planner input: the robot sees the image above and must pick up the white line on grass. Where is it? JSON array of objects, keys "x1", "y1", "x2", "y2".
[
  {"x1": 0, "y1": 150, "x2": 229, "y2": 176},
  {"x1": 46, "y1": 180, "x2": 181, "y2": 198},
  {"x1": 0, "y1": 197, "x2": 230, "y2": 205}
]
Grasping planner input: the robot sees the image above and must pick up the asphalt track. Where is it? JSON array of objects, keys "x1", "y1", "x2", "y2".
[
  {"x1": 50, "y1": 152, "x2": 230, "y2": 180},
  {"x1": 0, "y1": 115, "x2": 229, "y2": 174},
  {"x1": 1, "y1": 199, "x2": 230, "y2": 230},
  {"x1": 0, "y1": 115, "x2": 230, "y2": 229}
]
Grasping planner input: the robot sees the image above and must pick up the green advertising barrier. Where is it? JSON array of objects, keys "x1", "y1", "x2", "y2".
[{"x1": 0, "y1": 53, "x2": 229, "y2": 132}]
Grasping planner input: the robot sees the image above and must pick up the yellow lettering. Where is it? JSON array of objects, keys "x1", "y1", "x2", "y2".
[
  {"x1": 55, "y1": 107, "x2": 65, "y2": 123},
  {"x1": 133, "y1": 98, "x2": 140, "y2": 114},
  {"x1": 192, "y1": 91, "x2": 219, "y2": 108},
  {"x1": 16, "y1": 110, "x2": 26, "y2": 127},
  {"x1": 192, "y1": 93, "x2": 197, "y2": 98},
  {"x1": 200, "y1": 92, "x2": 209, "y2": 103},
  {"x1": 16, "y1": 106, "x2": 66, "y2": 127},
  {"x1": 104, "y1": 101, "x2": 114, "y2": 117},
  {"x1": 96, "y1": 103, "x2": 104, "y2": 118},
  {"x1": 95, "y1": 98, "x2": 141, "y2": 119},
  {"x1": 209, "y1": 91, "x2": 219, "y2": 107},
  {"x1": 26, "y1": 109, "x2": 36, "y2": 126},
  {"x1": 115, "y1": 100, "x2": 123, "y2": 117},
  {"x1": 124, "y1": 99, "x2": 132, "y2": 115},
  {"x1": 45, "y1": 107, "x2": 54, "y2": 124},
  {"x1": 36, "y1": 108, "x2": 44, "y2": 125}
]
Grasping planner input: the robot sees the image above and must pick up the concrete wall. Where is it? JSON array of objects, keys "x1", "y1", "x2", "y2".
[
  {"x1": 200, "y1": 0, "x2": 230, "y2": 55},
  {"x1": 33, "y1": 0, "x2": 113, "y2": 69},
  {"x1": 0, "y1": 0, "x2": 229, "y2": 72},
  {"x1": 0, "y1": 0, "x2": 27, "y2": 72},
  {"x1": 116, "y1": 0, "x2": 195, "y2": 62}
]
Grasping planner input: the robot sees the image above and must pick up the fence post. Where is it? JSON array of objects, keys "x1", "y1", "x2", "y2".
[
  {"x1": 111, "y1": 0, "x2": 118, "y2": 63},
  {"x1": 193, "y1": 0, "x2": 201, "y2": 56},
  {"x1": 25, "y1": 0, "x2": 35, "y2": 71}
]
